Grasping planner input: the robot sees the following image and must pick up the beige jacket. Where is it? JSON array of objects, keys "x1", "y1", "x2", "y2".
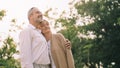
[{"x1": 50, "y1": 33, "x2": 75, "y2": 68}]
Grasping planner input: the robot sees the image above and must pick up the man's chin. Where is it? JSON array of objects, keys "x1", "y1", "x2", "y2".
[{"x1": 36, "y1": 19, "x2": 42, "y2": 23}]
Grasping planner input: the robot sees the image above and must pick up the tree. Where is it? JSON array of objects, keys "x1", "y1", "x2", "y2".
[
  {"x1": 0, "y1": 10, "x2": 5, "y2": 20},
  {"x1": 75, "y1": 0, "x2": 120, "y2": 67},
  {"x1": 0, "y1": 36, "x2": 20, "y2": 68},
  {"x1": 0, "y1": 9, "x2": 21, "y2": 68}
]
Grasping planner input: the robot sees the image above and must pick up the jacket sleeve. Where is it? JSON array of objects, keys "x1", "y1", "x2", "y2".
[{"x1": 57, "y1": 33, "x2": 75, "y2": 68}]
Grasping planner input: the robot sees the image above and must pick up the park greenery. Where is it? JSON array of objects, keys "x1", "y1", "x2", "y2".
[{"x1": 0, "y1": 0, "x2": 120, "y2": 68}]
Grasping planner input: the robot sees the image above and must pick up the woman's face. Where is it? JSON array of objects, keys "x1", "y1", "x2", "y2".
[{"x1": 38, "y1": 20, "x2": 51, "y2": 34}]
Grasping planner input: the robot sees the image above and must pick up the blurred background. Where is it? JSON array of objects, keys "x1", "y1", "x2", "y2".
[{"x1": 0, "y1": 0, "x2": 120, "y2": 68}]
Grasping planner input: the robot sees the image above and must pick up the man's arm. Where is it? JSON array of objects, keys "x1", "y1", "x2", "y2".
[
  {"x1": 56, "y1": 33, "x2": 71, "y2": 49},
  {"x1": 19, "y1": 30, "x2": 34, "y2": 68}
]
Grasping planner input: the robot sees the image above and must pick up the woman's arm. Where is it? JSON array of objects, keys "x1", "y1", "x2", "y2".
[
  {"x1": 56, "y1": 33, "x2": 75, "y2": 68},
  {"x1": 56, "y1": 33, "x2": 71, "y2": 49}
]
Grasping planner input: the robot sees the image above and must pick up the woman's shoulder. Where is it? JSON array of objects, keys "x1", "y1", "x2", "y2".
[
  {"x1": 52, "y1": 33, "x2": 63, "y2": 36},
  {"x1": 52, "y1": 33, "x2": 65, "y2": 41}
]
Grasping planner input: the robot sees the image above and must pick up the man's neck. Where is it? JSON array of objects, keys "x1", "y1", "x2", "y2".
[{"x1": 30, "y1": 22, "x2": 38, "y2": 28}]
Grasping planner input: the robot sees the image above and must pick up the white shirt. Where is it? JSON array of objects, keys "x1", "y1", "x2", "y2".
[
  {"x1": 48, "y1": 40, "x2": 56, "y2": 68},
  {"x1": 19, "y1": 24, "x2": 50, "y2": 68}
]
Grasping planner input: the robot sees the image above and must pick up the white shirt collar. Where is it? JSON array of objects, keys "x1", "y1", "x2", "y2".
[
  {"x1": 28, "y1": 24, "x2": 42, "y2": 33},
  {"x1": 28, "y1": 24, "x2": 36, "y2": 30}
]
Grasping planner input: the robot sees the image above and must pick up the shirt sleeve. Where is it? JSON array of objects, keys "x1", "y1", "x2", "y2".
[{"x1": 19, "y1": 29, "x2": 34, "y2": 68}]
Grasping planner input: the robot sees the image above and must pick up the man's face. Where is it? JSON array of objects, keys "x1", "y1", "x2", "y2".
[{"x1": 31, "y1": 8, "x2": 43, "y2": 23}]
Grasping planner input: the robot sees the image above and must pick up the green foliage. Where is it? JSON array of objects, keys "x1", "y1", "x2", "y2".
[
  {"x1": 43, "y1": 0, "x2": 120, "y2": 67},
  {"x1": 0, "y1": 10, "x2": 6, "y2": 20},
  {"x1": 75, "y1": 0, "x2": 120, "y2": 67},
  {"x1": 0, "y1": 36, "x2": 20, "y2": 68}
]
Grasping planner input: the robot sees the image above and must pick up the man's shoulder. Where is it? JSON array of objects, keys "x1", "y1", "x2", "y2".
[
  {"x1": 20, "y1": 26, "x2": 33, "y2": 35},
  {"x1": 21, "y1": 24, "x2": 35, "y2": 32},
  {"x1": 21, "y1": 27, "x2": 30, "y2": 32}
]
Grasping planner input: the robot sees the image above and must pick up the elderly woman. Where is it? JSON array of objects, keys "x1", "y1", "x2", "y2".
[{"x1": 38, "y1": 19, "x2": 75, "y2": 68}]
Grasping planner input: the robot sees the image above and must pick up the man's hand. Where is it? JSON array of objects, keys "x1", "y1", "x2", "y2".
[{"x1": 65, "y1": 39, "x2": 71, "y2": 49}]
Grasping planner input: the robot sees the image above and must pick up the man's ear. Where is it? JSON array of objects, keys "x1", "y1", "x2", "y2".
[{"x1": 29, "y1": 14, "x2": 33, "y2": 19}]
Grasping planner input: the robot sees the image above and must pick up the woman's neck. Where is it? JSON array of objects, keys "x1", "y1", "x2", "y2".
[{"x1": 43, "y1": 32, "x2": 52, "y2": 41}]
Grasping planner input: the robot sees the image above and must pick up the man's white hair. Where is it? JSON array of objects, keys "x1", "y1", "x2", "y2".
[{"x1": 27, "y1": 7, "x2": 38, "y2": 20}]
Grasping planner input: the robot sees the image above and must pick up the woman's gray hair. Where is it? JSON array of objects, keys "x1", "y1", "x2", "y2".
[{"x1": 27, "y1": 7, "x2": 37, "y2": 20}]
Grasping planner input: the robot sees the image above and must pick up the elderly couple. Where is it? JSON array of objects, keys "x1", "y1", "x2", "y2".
[{"x1": 19, "y1": 7, "x2": 75, "y2": 68}]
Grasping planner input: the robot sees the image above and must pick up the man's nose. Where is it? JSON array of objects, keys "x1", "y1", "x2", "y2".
[
  {"x1": 45, "y1": 25, "x2": 48, "y2": 28},
  {"x1": 39, "y1": 13, "x2": 42, "y2": 17}
]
